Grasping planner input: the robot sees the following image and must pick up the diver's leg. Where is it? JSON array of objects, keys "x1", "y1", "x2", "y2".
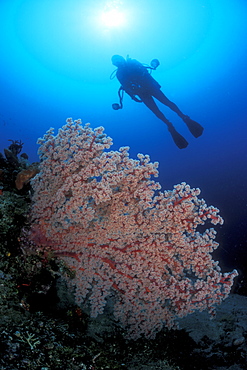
[
  {"x1": 140, "y1": 95, "x2": 188, "y2": 149},
  {"x1": 141, "y1": 94, "x2": 170, "y2": 124},
  {"x1": 152, "y1": 89, "x2": 204, "y2": 138},
  {"x1": 152, "y1": 89, "x2": 186, "y2": 118}
]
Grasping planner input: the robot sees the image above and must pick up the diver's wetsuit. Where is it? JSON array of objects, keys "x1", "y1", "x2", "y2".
[{"x1": 116, "y1": 58, "x2": 186, "y2": 125}]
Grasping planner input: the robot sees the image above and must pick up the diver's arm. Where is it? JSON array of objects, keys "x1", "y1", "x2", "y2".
[
  {"x1": 118, "y1": 79, "x2": 133, "y2": 95},
  {"x1": 122, "y1": 88, "x2": 142, "y2": 102},
  {"x1": 118, "y1": 83, "x2": 139, "y2": 101},
  {"x1": 117, "y1": 69, "x2": 142, "y2": 102},
  {"x1": 118, "y1": 79, "x2": 142, "y2": 101}
]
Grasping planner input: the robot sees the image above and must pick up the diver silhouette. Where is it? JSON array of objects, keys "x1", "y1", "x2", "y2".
[{"x1": 111, "y1": 55, "x2": 204, "y2": 149}]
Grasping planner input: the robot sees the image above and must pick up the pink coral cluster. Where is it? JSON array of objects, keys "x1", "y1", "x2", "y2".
[{"x1": 30, "y1": 118, "x2": 238, "y2": 339}]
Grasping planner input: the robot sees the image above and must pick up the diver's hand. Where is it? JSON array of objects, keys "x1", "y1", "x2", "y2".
[{"x1": 131, "y1": 95, "x2": 142, "y2": 102}]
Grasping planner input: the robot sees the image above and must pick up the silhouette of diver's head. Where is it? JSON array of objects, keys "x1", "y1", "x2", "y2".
[{"x1": 111, "y1": 55, "x2": 126, "y2": 67}]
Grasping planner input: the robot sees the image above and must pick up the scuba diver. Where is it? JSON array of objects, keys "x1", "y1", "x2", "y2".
[{"x1": 111, "y1": 55, "x2": 204, "y2": 149}]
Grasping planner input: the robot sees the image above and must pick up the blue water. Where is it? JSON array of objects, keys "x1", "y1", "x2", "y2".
[{"x1": 1, "y1": 0, "x2": 247, "y2": 285}]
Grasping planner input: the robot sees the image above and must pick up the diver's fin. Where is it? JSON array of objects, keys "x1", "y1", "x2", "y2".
[
  {"x1": 168, "y1": 124, "x2": 188, "y2": 149},
  {"x1": 183, "y1": 116, "x2": 204, "y2": 138}
]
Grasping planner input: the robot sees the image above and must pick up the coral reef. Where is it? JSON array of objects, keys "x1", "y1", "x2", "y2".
[
  {"x1": 15, "y1": 163, "x2": 39, "y2": 190},
  {"x1": 0, "y1": 126, "x2": 246, "y2": 369},
  {"x1": 0, "y1": 138, "x2": 39, "y2": 193},
  {"x1": 29, "y1": 118, "x2": 238, "y2": 339}
]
